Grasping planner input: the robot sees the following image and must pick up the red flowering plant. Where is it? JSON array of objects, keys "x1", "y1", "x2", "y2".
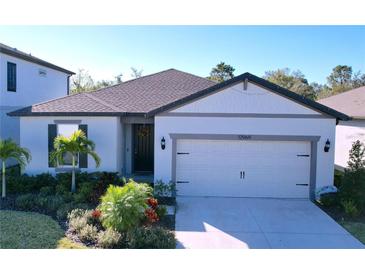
[
  {"x1": 144, "y1": 197, "x2": 160, "y2": 224},
  {"x1": 91, "y1": 209, "x2": 102, "y2": 219}
]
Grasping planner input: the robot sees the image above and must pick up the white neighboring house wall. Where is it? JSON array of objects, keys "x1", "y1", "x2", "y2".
[
  {"x1": 20, "y1": 116, "x2": 122, "y2": 175},
  {"x1": 0, "y1": 52, "x2": 70, "y2": 144},
  {"x1": 154, "y1": 82, "x2": 337, "y2": 191},
  {"x1": 335, "y1": 119, "x2": 365, "y2": 170}
]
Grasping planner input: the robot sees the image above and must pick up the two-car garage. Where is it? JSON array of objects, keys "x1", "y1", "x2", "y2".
[{"x1": 174, "y1": 138, "x2": 312, "y2": 199}]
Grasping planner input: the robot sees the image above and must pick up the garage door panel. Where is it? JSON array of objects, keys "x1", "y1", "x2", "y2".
[{"x1": 176, "y1": 139, "x2": 310, "y2": 198}]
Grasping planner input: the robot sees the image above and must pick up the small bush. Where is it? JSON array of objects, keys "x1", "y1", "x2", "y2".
[
  {"x1": 154, "y1": 180, "x2": 176, "y2": 197},
  {"x1": 78, "y1": 224, "x2": 99, "y2": 243},
  {"x1": 97, "y1": 228, "x2": 123, "y2": 248},
  {"x1": 320, "y1": 193, "x2": 339, "y2": 207},
  {"x1": 341, "y1": 200, "x2": 360, "y2": 218},
  {"x1": 35, "y1": 195, "x2": 64, "y2": 213},
  {"x1": 69, "y1": 216, "x2": 88, "y2": 233},
  {"x1": 99, "y1": 181, "x2": 152, "y2": 232},
  {"x1": 39, "y1": 186, "x2": 55, "y2": 196},
  {"x1": 127, "y1": 226, "x2": 176, "y2": 249},
  {"x1": 56, "y1": 202, "x2": 91, "y2": 220},
  {"x1": 74, "y1": 182, "x2": 95, "y2": 203},
  {"x1": 15, "y1": 193, "x2": 37, "y2": 210}
]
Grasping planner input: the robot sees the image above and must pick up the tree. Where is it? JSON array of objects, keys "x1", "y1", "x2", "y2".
[
  {"x1": 50, "y1": 130, "x2": 101, "y2": 193},
  {"x1": 347, "y1": 140, "x2": 365, "y2": 172},
  {"x1": 94, "y1": 80, "x2": 114, "y2": 90},
  {"x1": 115, "y1": 73, "x2": 123, "y2": 84},
  {"x1": 264, "y1": 68, "x2": 317, "y2": 100},
  {"x1": 327, "y1": 65, "x2": 354, "y2": 94},
  {"x1": 70, "y1": 69, "x2": 95, "y2": 93},
  {"x1": 130, "y1": 67, "x2": 143, "y2": 79},
  {"x1": 0, "y1": 139, "x2": 31, "y2": 198},
  {"x1": 208, "y1": 62, "x2": 235, "y2": 82}
]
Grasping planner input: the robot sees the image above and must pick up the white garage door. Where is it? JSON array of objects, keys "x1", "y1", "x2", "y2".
[{"x1": 176, "y1": 139, "x2": 311, "y2": 198}]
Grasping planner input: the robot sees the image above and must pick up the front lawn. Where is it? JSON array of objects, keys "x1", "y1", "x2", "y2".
[{"x1": 0, "y1": 210, "x2": 64, "y2": 248}]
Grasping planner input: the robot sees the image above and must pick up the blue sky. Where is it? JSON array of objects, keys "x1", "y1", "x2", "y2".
[{"x1": 0, "y1": 26, "x2": 364, "y2": 83}]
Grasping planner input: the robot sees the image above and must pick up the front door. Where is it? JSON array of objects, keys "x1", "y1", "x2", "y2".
[{"x1": 133, "y1": 124, "x2": 154, "y2": 173}]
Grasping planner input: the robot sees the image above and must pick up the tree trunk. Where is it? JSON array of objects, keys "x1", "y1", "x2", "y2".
[
  {"x1": 2, "y1": 161, "x2": 6, "y2": 198},
  {"x1": 71, "y1": 155, "x2": 76, "y2": 193}
]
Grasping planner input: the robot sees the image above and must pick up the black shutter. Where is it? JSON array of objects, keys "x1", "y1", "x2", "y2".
[
  {"x1": 79, "y1": 124, "x2": 88, "y2": 168},
  {"x1": 7, "y1": 62, "x2": 16, "y2": 92},
  {"x1": 48, "y1": 124, "x2": 57, "y2": 167}
]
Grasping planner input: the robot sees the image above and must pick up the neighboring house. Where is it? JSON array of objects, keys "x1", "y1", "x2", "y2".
[
  {"x1": 318, "y1": 87, "x2": 365, "y2": 170},
  {"x1": 9, "y1": 69, "x2": 349, "y2": 200},
  {"x1": 0, "y1": 43, "x2": 74, "y2": 146}
]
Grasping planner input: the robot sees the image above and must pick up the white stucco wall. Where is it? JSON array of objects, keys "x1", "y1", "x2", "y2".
[
  {"x1": 0, "y1": 52, "x2": 70, "y2": 107},
  {"x1": 155, "y1": 81, "x2": 337, "y2": 191},
  {"x1": 20, "y1": 116, "x2": 121, "y2": 175},
  {"x1": 172, "y1": 82, "x2": 319, "y2": 115},
  {"x1": 335, "y1": 120, "x2": 365, "y2": 170}
]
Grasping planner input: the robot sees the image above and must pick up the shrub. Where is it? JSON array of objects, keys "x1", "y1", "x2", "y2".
[
  {"x1": 99, "y1": 181, "x2": 152, "y2": 232},
  {"x1": 69, "y1": 215, "x2": 88, "y2": 233},
  {"x1": 74, "y1": 182, "x2": 95, "y2": 203},
  {"x1": 127, "y1": 226, "x2": 176, "y2": 249},
  {"x1": 97, "y1": 228, "x2": 123, "y2": 248},
  {"x1": 341, "y1": 200, "x2": 360, "y2": 218},
  {"x1": 78, "y1": 224, "x2": 99, "y2": 243},
  {"x1": 39, "y1": 186, "x2": 55, "y2": 196},
  {"x1": 34, "y1": 195, "x2": 65, "y2": 213},
  {"x1": 56, "y1": 202, "x2": 91, "y2": 220},
  {"x1": 339, "y1": 141, "x2": 365, "y2": 213},
  {"x1": 15, "y1": 193, "x2": 37, "y2": 210},
  {"x1": 320, "y1": 192, "x2": 339, "y2": 207},
  {"x1": 154, "y1": 180, "x2": 176, "y2": 197}
]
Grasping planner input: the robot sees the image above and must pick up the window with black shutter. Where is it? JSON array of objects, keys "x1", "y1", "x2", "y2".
[{"x1": 7, "y1": 62, "x2": 16, "y2": 92}]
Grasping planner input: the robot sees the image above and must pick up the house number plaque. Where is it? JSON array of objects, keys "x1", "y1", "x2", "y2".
[{"x1": 238, "y1": 135, "x2": 252, "y2": 140}]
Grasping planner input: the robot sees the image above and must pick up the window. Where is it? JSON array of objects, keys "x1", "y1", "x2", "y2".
[
  {"x1": 57, "y1": 124, "x2": 79, "y2": 167},
  {"x1": 7, "y1": 62, "x2": 16, "y2": 92}
]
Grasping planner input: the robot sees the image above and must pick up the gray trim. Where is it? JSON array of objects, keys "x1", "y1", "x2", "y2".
[
  {"x1": 161, "y1": 113, "x2": 330, "y2": 119},
  {"x1": 171, "y1": 138, "x2": 177, "y2": 183},
  {"x1": 169, "y1": 133, "x2": 320, "y2": 142},
  {"x1": 54, "y1": 120, "x2": 82, "y2": 124},
  {"x1": 310, "y1": 141, "x2": 318, "y2": 200},
  {"x1": 121, "y1": 116, "x2": 154, "y2": 124},
  {"x1": 170, "y1": 133, "x2": 320, "y2": 200}
]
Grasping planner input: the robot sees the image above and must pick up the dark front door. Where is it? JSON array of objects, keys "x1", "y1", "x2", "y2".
[{"x1": 133, "y1": 124, "x2": 154, "y2": 173}]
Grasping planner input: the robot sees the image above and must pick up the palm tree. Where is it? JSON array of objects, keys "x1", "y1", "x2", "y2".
[
  {"x1": 0, "y1": 139, "x2": 31, "y2": 198},
  {"x1": 50, "y1": 129, "x2": 101, "y2": 193}
]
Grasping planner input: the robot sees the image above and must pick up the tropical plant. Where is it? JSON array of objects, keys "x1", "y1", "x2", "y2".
[
  {"x1": 98, "y1": 181, "x2": 152, "y2": 232},
  {"x1": 0, "y1": 139, "x2": 31, "y2": 198},
  {"x1": 127, "y1": 226, "x2": 176, "y2": 249},
  {"x1": 50, "y1": 130, "x2": 101, "y2": 193}
]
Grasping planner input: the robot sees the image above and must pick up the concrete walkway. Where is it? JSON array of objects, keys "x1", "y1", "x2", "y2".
[{"x1": 175, "y1": 197, "x2": 364, "y2": 249}]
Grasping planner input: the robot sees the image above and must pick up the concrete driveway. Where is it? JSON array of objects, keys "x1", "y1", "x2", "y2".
[{"x1": 175, "y1": 197, "x2": 364, "y2": 249}]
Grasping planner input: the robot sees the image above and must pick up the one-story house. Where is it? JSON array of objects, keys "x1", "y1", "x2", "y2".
[
  {"x1": 318, "y1": 86, "x2": 365, "y2": 171},
  {"x1": 8, "y1": 69, "x2": 349, "y2": 200}
]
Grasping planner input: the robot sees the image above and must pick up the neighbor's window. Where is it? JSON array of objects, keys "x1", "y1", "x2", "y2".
[
  {"x1": 7, "y1": 62, "x2": 16, "y2": 92},
  {"x1": 57, "y1": 124, "x2": 79, "y2": 167}
]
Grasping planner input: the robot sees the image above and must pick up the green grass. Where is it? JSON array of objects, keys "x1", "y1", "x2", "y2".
[
  {"x1": 341, "y1": 221, "x2": 365, "y2": 244},
  {"x1": 0, "y1": 210, "x2": 64, "y2": 248}
]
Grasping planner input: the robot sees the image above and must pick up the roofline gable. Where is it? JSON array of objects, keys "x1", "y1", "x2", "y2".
[{"x1": 147, "y1": 72, "x2": 351, "y2": 120}]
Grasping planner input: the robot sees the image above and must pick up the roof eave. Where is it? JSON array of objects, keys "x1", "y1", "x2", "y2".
[{"x1": 0, "y1": 47, "x2": 75, "y2": 75}]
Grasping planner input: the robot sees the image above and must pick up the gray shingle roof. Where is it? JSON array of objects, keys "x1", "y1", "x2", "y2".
[
  {"x1": 318, "y1": 86, "x2": 365, "y2": 119},
  {"x1": 9, "y1": 69, "x2": 216, "y2": 116},
  {"x1": 8, "y1": 68, "x2": 350, "y2": 120},
  {"x1": 0, "y1": 42, "x2": 74, "y2": 75}
]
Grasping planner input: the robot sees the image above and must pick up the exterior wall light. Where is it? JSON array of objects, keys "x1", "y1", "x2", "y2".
[
  {"x1": 324, "y1": 139, "x2": 330, "y2": 152},
  {"x1": 161, "y1": 137, "x2": 166, "y2": 150}
]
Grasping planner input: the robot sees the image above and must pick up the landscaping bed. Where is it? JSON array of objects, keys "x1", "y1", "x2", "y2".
[{"x1": 0, "y1": 171, "x2": 176, "y2": 249}]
